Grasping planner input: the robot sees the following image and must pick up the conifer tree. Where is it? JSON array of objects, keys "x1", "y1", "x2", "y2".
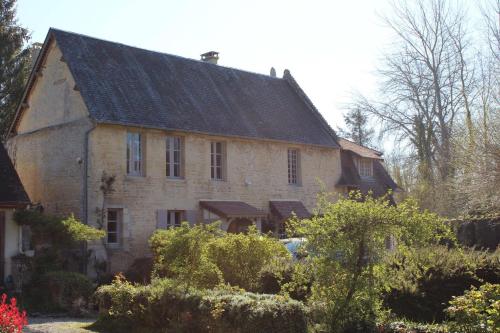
[
  {"x1": 0, "y1": 0, "x2": 30, "y2": 138},
  {"x1": 339, "y1": 107, "x2": 374, "y2": 147}
]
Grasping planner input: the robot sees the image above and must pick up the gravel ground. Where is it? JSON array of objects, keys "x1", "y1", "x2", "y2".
[{"x1": 24, "y1": 317, "x2": 98, "y2": 333}]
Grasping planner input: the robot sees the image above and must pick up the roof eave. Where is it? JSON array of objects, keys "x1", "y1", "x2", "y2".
[{"x1": 7, "y1": 30, "x2": 56, "y2": 138}]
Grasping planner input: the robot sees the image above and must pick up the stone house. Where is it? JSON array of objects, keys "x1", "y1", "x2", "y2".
[
  {"x1": 0, "y1": 144, "x2": 31, "y2": 284},
  {"x1": 6, "y1": 29, "x2": 398, "y2": 272}
]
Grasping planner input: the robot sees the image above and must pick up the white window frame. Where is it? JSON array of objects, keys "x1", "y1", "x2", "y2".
[
  {"x1": 357, "y1": 158, "x2": 373, "y2": 177},
  {"x1": 166, "y1": 136, "x2": 183, "y2": 178},
  {"x1": 288, "y1": 148, "x2": 300, "y2": 185},
  {"x1": 127, "y1": 132, "x2": 143, "y2": 176},
  {"x1": 167, "y1": 210, "x2": 183, "y2": 228},
  {"x1": 106, "y1": 209, "x2": 122, "y2": 245},
  {"x1": 210, "y1": 141, "x2": 225, "y2": 180}
]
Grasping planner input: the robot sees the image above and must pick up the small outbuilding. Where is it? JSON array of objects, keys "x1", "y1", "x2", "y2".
[{"x1": 0, "y1": 144, "x2": 30, "y2": 284}]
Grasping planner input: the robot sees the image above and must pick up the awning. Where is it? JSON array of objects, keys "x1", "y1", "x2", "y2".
[
  {"x1": 270, "y1": 201, "x2": 311, "y2": 221},
  {"x1": 200, "y1": 201, "x2": 266, "y2": 219}
]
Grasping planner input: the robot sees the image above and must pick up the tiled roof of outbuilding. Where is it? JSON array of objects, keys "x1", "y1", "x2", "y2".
[
  {"x1": 13, "y1": 28, "x2": 339, "y2": 148},
  {"x1": 337, "y1": 138, "x2": 383, "y2": 159},
  {"x1": 0, "y1": 144, "x2": 30, "y2": 207}
]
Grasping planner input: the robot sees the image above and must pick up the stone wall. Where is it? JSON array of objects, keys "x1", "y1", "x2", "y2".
[
  {"x1": 8, "y1": 41, "x2": 92, "y2": 219},
  {"x1": 86, "y1": 124, "x2": 342, "y2": 272}
]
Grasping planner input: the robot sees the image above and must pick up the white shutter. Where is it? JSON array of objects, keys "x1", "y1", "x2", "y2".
[{"x1": 156, "y1": 209, "x2": 168, "y2": 229}]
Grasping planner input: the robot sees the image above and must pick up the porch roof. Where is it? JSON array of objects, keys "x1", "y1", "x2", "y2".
[
  {"x1": 270, "y1": 200, "x2": 311, "y2": 221},
  {"x1": 200, "y1": 200, "x2": 266, "y2": 219}
]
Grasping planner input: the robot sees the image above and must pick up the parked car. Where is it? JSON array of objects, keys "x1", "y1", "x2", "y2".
[{"x1": 280, "y1": 238, "x2": 307, "y2": 260}]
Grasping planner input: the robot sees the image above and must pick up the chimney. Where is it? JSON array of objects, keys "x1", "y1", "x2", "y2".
[{"x1": 201, "y1": 51, "x2": 219, "y2": 64}]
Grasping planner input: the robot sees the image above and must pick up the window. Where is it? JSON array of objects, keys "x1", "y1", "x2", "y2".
[
  {"x1": 20, "y1": 225, "x2": 33, "y2": 253},
  {"x1": 357, "y1": 158, "x2": 373, "y2": 177},
  {"x1": 288, "y1": 149, "x2": 299, "y2": 185},
  {"x1": 166, "y1": 136, "x2": 182, "y2": 178},
  {"x1": 106, "y1": 209, "x2": 122, "y2": 245},
  {"x1": 167, "y1": 210, "x2": 183, "y2": 228},
  {"x1": 127, "y1": 132, "x2": 143, "y2": 176},
  {"x1": 210, "y1": 141, "x2": 225, "y2": 180}
]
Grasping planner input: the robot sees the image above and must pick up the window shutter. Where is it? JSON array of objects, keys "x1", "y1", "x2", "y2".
[
  {"x1": 184, "y1": 210, "x2": 198, "y2": 225},
  {"x1": 156, "y1": 209, "x2": 168, "y2": 229}
]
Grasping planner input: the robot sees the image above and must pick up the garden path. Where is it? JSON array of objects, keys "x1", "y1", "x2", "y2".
[{"x1": 24, "y1": 317, "x2": 97, "y2": 333}]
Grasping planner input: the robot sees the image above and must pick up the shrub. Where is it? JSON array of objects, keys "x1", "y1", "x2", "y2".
[
  {"x1": 288, "y1": 193, "x2": 450, "y2": 332},
  {"x1": 94, "y1": 276, "x2": 308, "y2": 333},
  {"x1": 149, "y1": 222, "x2": 223, "y2": 289},
  {"x1": 259, "y1": 260, "x2": 313, "y2": 301},
  {"x1": 206, "y1": 226, "x2": 290, "y2": 292},
  {"x1": 150, "y1": 223, "x2": 292, "y2": 291},
  {"x1": 31, "y1": 271, "x2": 94, "y2": 314},
  {"x1": 14, "y1": 210, "x2": 105, "y2": 248},
  {"x1": 446, "y1": 283, "x2": 500, "y2": 333},
  {"x1": 124, "y1": 257, "x2": 153, "y2": 284},
  {"x1": 0, "y1": 294, "x2": 27, "y2": 333},
  {"x1": 385, "y1": 246, "x2": 500, "y2": 322}
]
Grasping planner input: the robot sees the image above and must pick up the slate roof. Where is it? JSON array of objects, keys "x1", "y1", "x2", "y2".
[
  {"x1": 13, "y1": 28, "x2": 339, "y2": 148},
  {"x1": 269, "y1": 201, "x2": 311, "y2": 221},
  {"x1": 200, "y1": 201, "x2": 267, "y2": 218},
  {"x1": 0, "y1": 144, "x2": 30, "y2": 208},
  {"x1": 337, "y1": 138, "x2": 383, "y2": 159}
]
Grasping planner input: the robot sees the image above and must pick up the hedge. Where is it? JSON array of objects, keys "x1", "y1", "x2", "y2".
[{"x1": 94, "y1": 277, "x2": 308, "y2": 333}]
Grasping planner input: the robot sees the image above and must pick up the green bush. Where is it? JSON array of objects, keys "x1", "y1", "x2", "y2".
[
  {"x1": 288, "y1": 193, "x2": 450, "y2": 333},
  {"x1": 385, "y1": 246, "x2": 500, "y2": 322},
  {"x1": 446, "y1": 283, "x2": 500, "y2": 333},
  {"x1": 149, "y1": 222, "x2": 292, "y2": 291},
  {"x1": 124, "y1": 257, "x2": 153, "y2": 284},
  {"x1": 150, "y1": 222, "x2": 223, "y2": 289},
  {"x1": 94, "y1": 276, "x2": 308, "y2": 333},
  {"x1": 25, "y1": 271, "x2": 94, "y2": 314},
  {"x1": 14, "y1": 210, "x2": 105, "y2": 247},
  {"x1": 206, "y1": 226, "x2": 290, "y2": 292}
]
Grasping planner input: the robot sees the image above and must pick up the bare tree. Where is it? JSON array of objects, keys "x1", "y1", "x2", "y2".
[{"x1": 349, "y1": 1, "x2": 473, "y2": 197}]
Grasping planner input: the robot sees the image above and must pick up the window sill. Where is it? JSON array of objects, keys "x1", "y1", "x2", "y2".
[
  {"x1": 288, "y1": 183, "x2": 302, "y2": 188},
  {"x1": 211, "y1": 179, "x2": 226, "y2": 182},
  {"x1": 166, "y1": 177, "x2": 186, "y2": 182},
  {"x1": 125, "y1": 174, "x2": 145, "y2": 180},
  {"x1": 106, "y1": 243, "x2": 122, "y2": 250}
]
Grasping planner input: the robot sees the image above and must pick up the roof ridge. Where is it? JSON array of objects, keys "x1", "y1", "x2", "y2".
[
  {"x1": 282, "y1": 70, "x2": 339, "y2": 148},
  {"x1": 49, "y1": 28, "x2": 284, "y2": 81},
  {"x1": 338, "y1": 137, "x2": 382, "y2": 155}
]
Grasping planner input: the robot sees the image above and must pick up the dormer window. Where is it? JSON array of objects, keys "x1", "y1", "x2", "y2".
[{"x1": 357, "y1": 158, "x2": 373, "y2": 177}]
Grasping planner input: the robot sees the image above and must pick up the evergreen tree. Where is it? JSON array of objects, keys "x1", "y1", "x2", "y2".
[
  {"x1": 338, "y1": 107, "x2": 374, "y2": 147},
  {"x1": 0, "y1": 0, "x2": 30, "y2": 139}
]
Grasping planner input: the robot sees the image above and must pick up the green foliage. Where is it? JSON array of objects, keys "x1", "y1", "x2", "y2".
[
  {"x1": 14, "y1": 210, "x2": 104, "y2": 247},
  {"x1": 0, "y1": 0, "x2": 31, "y2": 138},
  {"x1": 124, "y1": 257, "x2": 153, "y2": 284},
  {"x1": 24, "y1": 271, "x2": 94, "y2": 314},
  {"x1": 446, "y1": 283, "x2": 500, "y2": 333},
  {"x1": 206, "y1": 226, "x2": 290, "y2": 291},
  {"x1": 288, "y1": 192, "x2": 450, "y2": 332},
  {"x1": 385, "y1": 246, "x2": 500, "y2": 322},
  {"x1": 149, "y1": 222, "x2": 291, "y2": 292},
  {"x1": 13, "y1": 210, "x2": 103, "y2": 313},
  {"x1": 149, "y1": 222, "x2": 223, "y2": 289},
  {"x1": 62, "y1": 215, "x2": 106, "y2": 242},
  {"x1": 94, "y1": 275, "x2": 308, "y2": 333}
]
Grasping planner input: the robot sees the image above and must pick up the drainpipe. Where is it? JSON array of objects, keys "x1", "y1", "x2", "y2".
[{"x1": 82, "y1": 120, "x2": 96, "y2": 274}]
